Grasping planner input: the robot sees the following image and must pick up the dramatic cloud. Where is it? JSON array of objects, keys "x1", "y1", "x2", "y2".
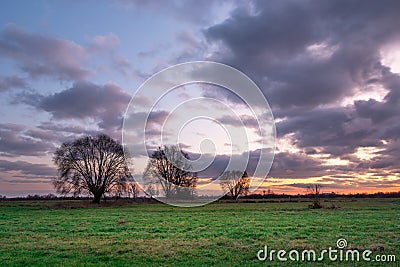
[
  {"x1": 16, "y1": 81, "x2": 131, "y2": 132},
  {"x1": 0, "y1": 25, "x2": 128, "y2": 84},
  {"x1": 268, "y1": 152, "x2": 350, "y2": 179},
  {"x1": 119, "y1": 0, "x2": 400, "y2": 193},
  {"x1": 205, "y1": 0, "x2": 400, "y2": 110},
  {"x1": 1, "y1": 1, "x2": 400, "y2": 195},
  {"x1": 276, "y1": 107, "x2": 381, "y2": 156},
  {"x1": 0, "y1": 122, "x2": 102, "y2": 158}
]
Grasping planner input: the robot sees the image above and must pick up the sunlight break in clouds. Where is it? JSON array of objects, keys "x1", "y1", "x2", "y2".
[{"x1": 122, "y1": 61, "x2": 275, "y2": 206}]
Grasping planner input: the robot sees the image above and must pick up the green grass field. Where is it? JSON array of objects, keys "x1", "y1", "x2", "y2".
[{"x1": 0, "y1": 199, "x2": 398, "y2": 266}]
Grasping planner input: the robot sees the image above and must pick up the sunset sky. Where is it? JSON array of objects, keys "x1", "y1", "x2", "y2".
[{"x1": 1, "y1": 0, "x2": 400, "y2": 197}]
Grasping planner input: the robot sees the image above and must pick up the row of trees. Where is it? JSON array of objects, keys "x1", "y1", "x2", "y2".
[{"x1": 53, "y1": 134, "x2": 250, "y2": 203}]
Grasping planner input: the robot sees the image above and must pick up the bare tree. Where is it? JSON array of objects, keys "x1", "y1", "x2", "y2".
[
  {"x1": 144, "y1": 183, "x2": 159, "y2": 199},
  {"x1": 262, "y1": 188, "x2": 275, "y2": 198},
  {"x1": 307, "y1": 184, "x2": 322, "y2": 209},
  {"x1": 53, "y1": 134, "x2": 131, "y2": 203},
  {"x1": 128, "y1": 182, "x2": 140, "y2": 199},
  {"x1": 143, "y1": 145, "x2": 197, "y2": 199},
  {"x1": 220, "y1": 171, "x2": 250, "y2": 200}
]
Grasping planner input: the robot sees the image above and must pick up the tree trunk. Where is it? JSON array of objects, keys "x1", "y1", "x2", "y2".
[{"x1": 93, "y1": 192, "x2": 103, "y2": 204}]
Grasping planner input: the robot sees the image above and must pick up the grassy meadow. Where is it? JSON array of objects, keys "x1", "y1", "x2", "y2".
[{"x1": 0, "y1": 199, "x2": 398, "y2": 266}]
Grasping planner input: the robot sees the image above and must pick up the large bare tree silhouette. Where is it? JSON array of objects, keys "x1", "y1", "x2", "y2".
[
  {"x1": 143, "y1": 145, "x2": 197, "y2": 199},
  {"x1": 53, "y1": 134, "x2": 131, "y2": 203}
]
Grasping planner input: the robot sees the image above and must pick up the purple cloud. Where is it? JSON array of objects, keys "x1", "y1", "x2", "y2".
[
  {"x1": 0, "y1": 159, "x2": 56, "y2": 178},
  {"x1": 0, "y1": 24, "x2": 90, "y2": 81}
]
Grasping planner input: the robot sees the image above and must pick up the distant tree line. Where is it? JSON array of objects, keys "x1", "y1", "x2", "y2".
[
  {"x1": 238, "y1": 191, "x2": 400, "y2": 199},
  {"x1": 48, "y1": 133, "x2": 400, "y2": 204},
  {"x1": 1, "y1": 190, "x2": 399, "y2": 202}
]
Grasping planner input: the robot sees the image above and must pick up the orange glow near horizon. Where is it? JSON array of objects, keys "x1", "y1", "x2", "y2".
[
  {"x1": 256, "y1": 174, "x2": 400, "y2": 195},
  {"x1": 254, "y1": 186, "x2": 400, "y2": 196}
]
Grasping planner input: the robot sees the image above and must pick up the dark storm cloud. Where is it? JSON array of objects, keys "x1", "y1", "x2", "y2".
[
  {"x1": 203, "y1": 0, "x2": 400, "y2": 183},
  {"x1": 354, "y1": 70, "x2": 400, "y2": 124},
  {"x1": 354, "y1": 99, "x2": 397, "y2": 124},
  {"x1": 206, "y1": 1, "x2": 320, "y2": 61},
  {"x1": 276, "y1": 107, "x2": 383, "y2": 157},
  {"x1": 205, "y1": 0, "x2": 400, "y2": 109},
  {"x1": 0, "y1": 24, "x2": 90, "y2": 81},
  {"x1": 268, "y1": 152, "x2": 334, "y2": 179},
  {"x1": 277, "y1": 108, "x2": 351, "y2": 137}
]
